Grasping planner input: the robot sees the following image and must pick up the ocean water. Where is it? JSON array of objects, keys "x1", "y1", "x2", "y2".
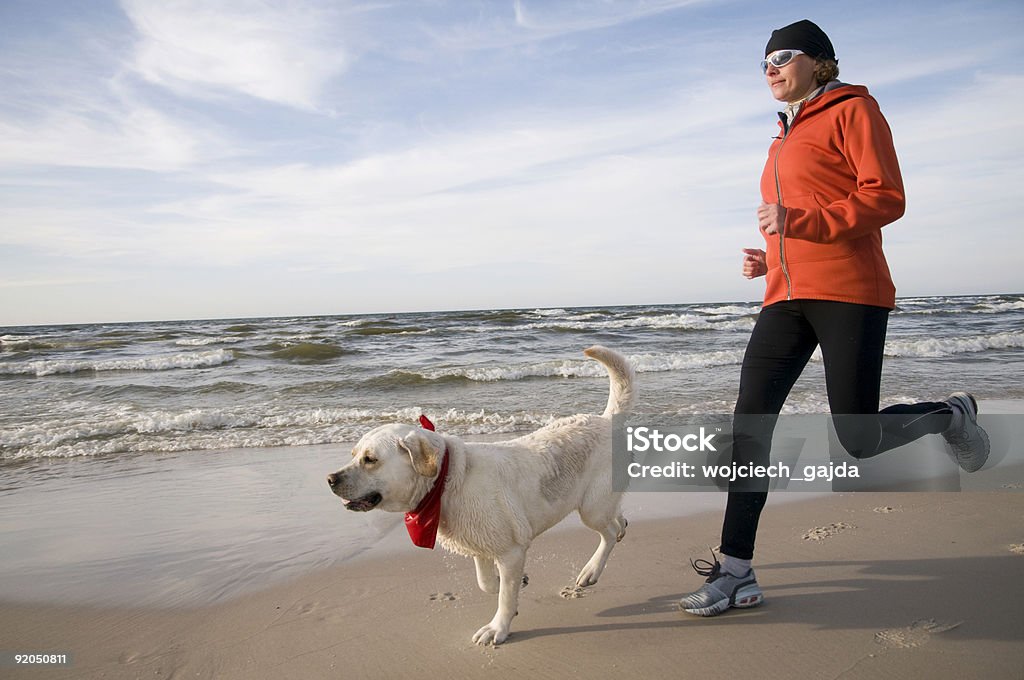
[
  {"x1": 3, "y1": 294, "x2": 1023, "y2": 462},
  {"x1": 1, "y1": 294, "x2": 1022, "y2": 606}
]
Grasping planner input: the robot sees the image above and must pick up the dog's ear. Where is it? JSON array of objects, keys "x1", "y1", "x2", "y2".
[{"x1": 398, "y1": 431, "x2": 442, "y2": 477}]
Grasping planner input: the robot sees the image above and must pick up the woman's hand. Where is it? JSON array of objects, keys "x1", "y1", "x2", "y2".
[
  {"x1": 758, "y1": 201, "x2": 786, "y2": 235},
  {"x1": 742, "y1": 248, "x2": 767, "y2": 279}
]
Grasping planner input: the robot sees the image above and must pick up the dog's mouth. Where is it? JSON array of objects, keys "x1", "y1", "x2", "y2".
[{"x1": 342, "y1": 492, "x2": 383, "y2": 512}]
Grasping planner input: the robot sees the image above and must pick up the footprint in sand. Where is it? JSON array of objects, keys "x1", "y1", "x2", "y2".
[
  {"x1": 560, "y1": 585, "x2": 587, "y2": 599},
  {"x1": 873, "y1": 506, "x2": 901, "y2": 513},
  {"x1": 1010, "y1": 544, "x2": 1024, "y2": 555},
  {"x1": 429, "y1": 592, "x2": 457, "y2": 601},
  {"x1": 875, "y1": 619, "x2": 962, "y2": 648},
  {"x1": 802, "y1": 522, "x2": 855, "y2": 541}
]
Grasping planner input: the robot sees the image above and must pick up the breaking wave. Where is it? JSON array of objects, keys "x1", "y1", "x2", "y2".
[{"x1": 0, "y1": 349, "x2": 237, "y2": 377}]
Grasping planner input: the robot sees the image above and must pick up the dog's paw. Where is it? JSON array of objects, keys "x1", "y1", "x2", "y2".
[
  {"x1": 575, "y1": 563, "x2": 602, "y2": 588},
  {"x1": 472, "y1": 622, "x2": 509, "y2": 646}
]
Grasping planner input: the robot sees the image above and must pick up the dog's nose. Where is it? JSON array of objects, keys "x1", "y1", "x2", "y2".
[{"x1": 327, "y1": 473, "x2": 340, "y2": 488}]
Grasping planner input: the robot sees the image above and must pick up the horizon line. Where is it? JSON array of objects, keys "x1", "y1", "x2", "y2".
[{"x1": 2, "y1": 291, "x2": 1021, "y2": 330}]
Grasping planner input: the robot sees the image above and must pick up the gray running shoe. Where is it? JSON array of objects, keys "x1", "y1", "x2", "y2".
[
  {"x1": 679, "y1": 552, "x2": 764, "y2": 617},
  {"x1": 943, "y1": 392, "x2": 990, "y2": 473}
]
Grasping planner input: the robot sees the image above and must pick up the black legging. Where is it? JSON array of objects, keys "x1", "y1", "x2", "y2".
[{"x1": 720, "y1": 300, "x2": 952, "y2": 560}]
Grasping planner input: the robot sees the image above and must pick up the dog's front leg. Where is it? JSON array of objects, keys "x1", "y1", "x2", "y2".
[
  {"x1": 471, "y1": 545, "x2": 526, "y2": 646},
  {"x1": 474, "y1": 556, "x2": 499, "y2": 594}
]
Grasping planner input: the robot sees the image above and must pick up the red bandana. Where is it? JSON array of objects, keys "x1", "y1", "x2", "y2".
[{"x1": 404, "y1": 416, "x2": 449, "y2": 549}]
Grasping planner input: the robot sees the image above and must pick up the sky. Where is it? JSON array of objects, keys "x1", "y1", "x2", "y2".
[{"x1": 1, "y1": 0, "x2": 1022, "y2": 326}]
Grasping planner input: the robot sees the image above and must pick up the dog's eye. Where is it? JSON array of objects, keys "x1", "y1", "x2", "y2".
[{"x1": 363, "y1": 456, "x2": 378, "y2": 465}]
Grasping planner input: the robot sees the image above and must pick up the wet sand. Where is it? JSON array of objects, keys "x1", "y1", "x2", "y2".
[{"x1": 3, "y1": 487, "x2": 1024, "y2": 679}]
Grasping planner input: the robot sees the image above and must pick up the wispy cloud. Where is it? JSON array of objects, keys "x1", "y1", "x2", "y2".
[
  {"x1": 0, "y1": 96, "x2": 218, "y2": 172},
  {"x1": 511, "y1": 0, "x2": 707, "y2": 37},
  {"x1": 99, "y1": 81, "x2": 766, "y2": 268},
  {"x1": 426, "y1": 0, "x2": 706, "y2": 51},
  {"x1": 888, "y1": 73, "x2": 1024, "y2": 232},
  {"x1": 120, "y1": 0, "x2": 350, "y2": 110}
]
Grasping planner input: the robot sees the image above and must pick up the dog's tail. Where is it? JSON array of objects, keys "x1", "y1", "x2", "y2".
[{"x1": 584, "y1": 345, "x2": 636, "y2": 417}]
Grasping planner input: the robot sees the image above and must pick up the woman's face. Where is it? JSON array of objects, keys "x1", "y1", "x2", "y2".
[{"x1": 765, "y1": 53, "x2": 818, "y2": 103}]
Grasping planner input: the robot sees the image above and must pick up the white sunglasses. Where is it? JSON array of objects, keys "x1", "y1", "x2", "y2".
[{"x1": 761, "y1": 49, "x2": 805, "y2": 73}]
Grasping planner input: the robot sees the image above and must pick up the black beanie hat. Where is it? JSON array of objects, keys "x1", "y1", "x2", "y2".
[{"x1": 765, "y1": 19, "x2": 836, "y2": 61}]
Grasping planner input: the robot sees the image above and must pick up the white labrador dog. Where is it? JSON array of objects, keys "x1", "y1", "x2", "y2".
[{"x1": 327, "y1": 345, "x2": 635, "y2": 645}]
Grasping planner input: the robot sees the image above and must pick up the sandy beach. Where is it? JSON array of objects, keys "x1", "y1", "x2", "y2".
[
  {"x1": 2, "y1": 351, "x2": 1022, "y2": 680},
  {"x1": 4, "y1": 481, "x2": 1024, "y2": 679}
]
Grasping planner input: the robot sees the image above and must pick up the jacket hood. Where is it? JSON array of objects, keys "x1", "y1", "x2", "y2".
[
  {"x1": 777, "y1": 82, "x2": 872, "y2": 133},
  {"x1": 800, "y1": 82, "x2": 872, "y2": 115}
]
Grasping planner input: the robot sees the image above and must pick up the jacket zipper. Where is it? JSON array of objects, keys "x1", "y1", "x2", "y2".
[{"x1": 773, "y1": 116, "x2": 793, "y2": 300}]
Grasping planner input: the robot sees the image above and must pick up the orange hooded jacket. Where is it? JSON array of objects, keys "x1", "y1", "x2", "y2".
[{"x1": 759, "y1": 83, "x2": 905, "y2": 309}]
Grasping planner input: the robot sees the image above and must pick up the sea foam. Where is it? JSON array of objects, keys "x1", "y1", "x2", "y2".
[{"x1": 0, "y1": 349, "x2": 236, "y2": 377}]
